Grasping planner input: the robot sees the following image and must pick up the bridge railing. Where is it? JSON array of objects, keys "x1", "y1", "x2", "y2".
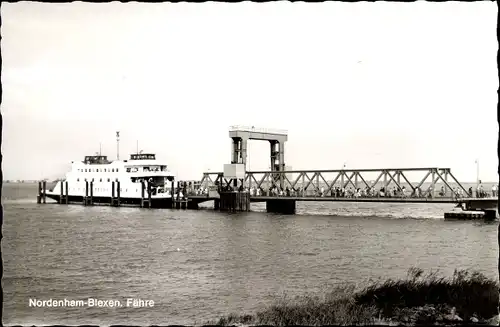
[
  {"x1": 229, "y1": 125, "x2": 288, "y2": 135},
  {"x1": 196, "y1": 168, "x2": 479, "y2": 199}
]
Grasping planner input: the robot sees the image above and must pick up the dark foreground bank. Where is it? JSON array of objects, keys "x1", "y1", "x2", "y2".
[{"x1": 208, "y1": 268, "x2": 499, "y2": 326}]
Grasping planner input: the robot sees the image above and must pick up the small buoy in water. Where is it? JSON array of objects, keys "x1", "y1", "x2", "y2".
[{"x1": 177, "y1": 248, "x2": 180, "y2": 252}]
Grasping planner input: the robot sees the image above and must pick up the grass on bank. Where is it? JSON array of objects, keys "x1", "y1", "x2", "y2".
[{"x1": 208, "y1": 268, "x2": 499, "y2": 326}]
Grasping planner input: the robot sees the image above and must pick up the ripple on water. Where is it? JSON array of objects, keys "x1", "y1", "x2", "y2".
[{"x1": 2, "y1": 184, "x2": 498, "y2": 326}]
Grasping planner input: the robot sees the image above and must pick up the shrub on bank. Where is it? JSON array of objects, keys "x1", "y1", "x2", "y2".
[
  {"x1": 208, "y1": 268, "x2": 499, "y2": 326},
  {"x1": 355, "y1": 267, "x2": 499, "y2": 322}
]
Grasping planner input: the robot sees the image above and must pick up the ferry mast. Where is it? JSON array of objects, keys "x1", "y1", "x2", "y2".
[{"x1": 116, "y1": 131, "x2": 120, "y2": 160}]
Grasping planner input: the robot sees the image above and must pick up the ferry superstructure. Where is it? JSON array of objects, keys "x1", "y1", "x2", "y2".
[{"x1": 45, "y1": 152, "x2": 180, "y2": 208}]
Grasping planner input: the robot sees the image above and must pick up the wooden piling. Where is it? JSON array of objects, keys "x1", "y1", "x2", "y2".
[
  {"x1": 117, "y1": 181, "x2": 121, "y2": 206},
  {"x1": 171, "y1": 180, "x2": 175, "y2": 208},
  {"x1": 140, "y1": 180, "x2": 145, "y2": 208},
  {"x1": 84, "y1": 180, "x2": 89, "y2": 205},
  {"x1": 59, "y1": 182, "x2": 64, "y2": 204},
  {"x1": 147, "y1": 182, "x2": 152, "y2": 208},
  {"x1": 90, "y1": 181, "x2": 94, "y2": 205},
  {"x1": 37, "y1": 181, "x2": 42, "y2": 203},
  {"x1": 65, "y1": 181, "x2": 69, "y2": 204},
  {"x1": 111, "y1": 181, "x2": 115, "y2": 206},
  {"x1": 42, "y1": 181, "x2": 46, "y2": 203}
]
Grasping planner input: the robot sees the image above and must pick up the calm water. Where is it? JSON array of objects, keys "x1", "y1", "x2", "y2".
[{"x1": 2, "y1": 183, "x2": 498, "y2": 326}]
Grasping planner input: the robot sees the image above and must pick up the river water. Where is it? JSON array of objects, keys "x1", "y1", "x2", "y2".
[{"x1": 2, "y1": 183, "x2": 498, "y2": 326}]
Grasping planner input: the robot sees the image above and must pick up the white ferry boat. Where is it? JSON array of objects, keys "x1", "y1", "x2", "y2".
[{"x1": 45, "y1": 152, "x2": 180, "y2": 208}]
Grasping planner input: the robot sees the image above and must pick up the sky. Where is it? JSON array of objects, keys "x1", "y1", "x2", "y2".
[{"x1": 1, "y1": 1, "x2": 498, "y2": 182}]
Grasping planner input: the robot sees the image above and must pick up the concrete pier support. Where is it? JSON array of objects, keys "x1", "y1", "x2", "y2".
[
  {"x1": 187, "y1": 201, "x2": 199, "y2": 210},
  {"x1": 219, "y1": 192, "x2": 250, "y2": 212},
  {"x1": 483, "y1": 210, "x2": 497, "y2": 221},
  {"x1": 266, "y1": 199, "x2": 296, "y2": 214}
]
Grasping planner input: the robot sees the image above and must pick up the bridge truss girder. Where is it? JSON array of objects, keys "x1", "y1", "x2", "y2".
[{"x1": 198, "y1": 167, "x2": 470, "y2": 198}]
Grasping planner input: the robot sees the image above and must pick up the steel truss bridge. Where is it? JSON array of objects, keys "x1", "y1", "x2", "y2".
[
  {"x1": 197, "y1": 167, "x2": 469, "y2": 198},
  {"x1": 183, "y1": 126, "x2": 497, "y2": 215},
  {"x1": 187, "y1": 167, "x2": 497, "y2": 211}
]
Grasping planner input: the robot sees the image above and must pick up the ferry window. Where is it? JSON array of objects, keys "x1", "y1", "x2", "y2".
[
  {"x1": 126, "y1": 189, "x2": 128, "y2": 192},
  {"x1": 111, "y1": 168, "x2": 115, "y2": 172},
  {"x1": 116, "y1": 169, "x2": 119, "y2": 172},
  {"x1": 77, "y1": 178, "x2": 80, "y2": 182},
  {"x1": 126, "y1": 168, "x2": 131, "y2": 172},
  {"x1": 104, "y1": 169, "x2": 107, "y2": 172},
  {"x1": 100, "y1": 178, "x2": 102, "y2": 182},
  {"x1": 107, "y1": 178, "x2": 110, "y2": 182}
]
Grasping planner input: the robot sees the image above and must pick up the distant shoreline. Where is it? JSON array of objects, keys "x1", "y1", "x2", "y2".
[
  {"x1": 3, "y1": 180, "x2": 52, "y2": 184},
  {"x1": 3, "y1": 180, "x2": 498, "y2": 184}
]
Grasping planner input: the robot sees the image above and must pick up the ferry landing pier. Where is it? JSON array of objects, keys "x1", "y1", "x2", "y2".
[{"x1": 37, "y1": 125, "x2": 499, "y2": 220}]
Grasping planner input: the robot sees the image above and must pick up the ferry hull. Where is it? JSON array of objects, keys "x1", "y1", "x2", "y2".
[{"x1": 44, "y1": 193, "x2": 174, "y2": 209}]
